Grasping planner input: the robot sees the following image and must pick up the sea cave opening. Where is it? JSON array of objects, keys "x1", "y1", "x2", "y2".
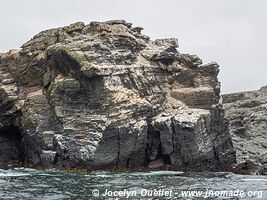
[{"x1": 0, "y1": 126, "x2": 23, "y2": 166}]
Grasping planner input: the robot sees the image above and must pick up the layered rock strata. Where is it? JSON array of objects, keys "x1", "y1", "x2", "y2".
[
  {"x1": 223, "y1": 87, "x2": 267, "y2": 174},
  {"x1": 0, "y1": 20, "x2": 236, "y2": 171}
]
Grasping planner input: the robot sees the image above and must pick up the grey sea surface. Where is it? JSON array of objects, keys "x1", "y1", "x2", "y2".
[{"x1": 0, "y1": 168, "x2": 266, "y2": 199}]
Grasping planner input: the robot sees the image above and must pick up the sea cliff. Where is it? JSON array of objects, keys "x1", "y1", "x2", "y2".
[{"x1": 0, "y1": 20, "x2": 236, "y2": 171}]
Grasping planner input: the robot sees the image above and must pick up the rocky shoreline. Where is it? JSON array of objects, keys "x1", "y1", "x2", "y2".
[
  {"x1": 0, "y1": 20, "x2": 265, "y2": 175},
  {"x1": 223, "y1": 87, "x2": 267, "y2": 175}
]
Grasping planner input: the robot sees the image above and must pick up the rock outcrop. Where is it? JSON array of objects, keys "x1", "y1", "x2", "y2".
[
  {"x1": 223, "y1": 87, "x2": 267, "y2": 174},
  {"x1": 0, "y1": 20, "x2": 236, "y2": 171}
]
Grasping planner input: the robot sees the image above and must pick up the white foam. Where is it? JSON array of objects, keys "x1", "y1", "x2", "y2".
[
  {"x1": 242, "y1": 178, "x2": 267, "y2": 181},
  {"x1": 129, "y1": 171, "x2": 184, "y2": 176},
  {"x1": 0, "y1": 172, "x2": 29, "y2": 177}
]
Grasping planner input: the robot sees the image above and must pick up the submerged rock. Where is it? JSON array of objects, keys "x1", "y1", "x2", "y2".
[
  {"x1": 0, "y1": 20, "x2": 236, "y2": 171},
  {"x1": 223, "y1": 87, "x2": 267, "y2": 174}
]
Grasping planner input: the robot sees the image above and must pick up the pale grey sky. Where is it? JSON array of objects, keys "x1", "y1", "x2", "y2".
[{"x1": 1, "y1": 0, "x2": 266, "y2": 93}]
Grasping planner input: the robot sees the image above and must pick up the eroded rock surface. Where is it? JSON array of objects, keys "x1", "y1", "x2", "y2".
[
  {"x1": 0, "y1": 20, "x2": 236, "y2": 171},
  {"x1": 223, "y1": 87, "x2": 267, "y2": 174}
]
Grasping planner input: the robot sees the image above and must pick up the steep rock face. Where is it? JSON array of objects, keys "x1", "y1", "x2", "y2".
[
  {"x1": 0, "y1": 20, "x2": 236, "y2": 171},
  {"x1": 223, "y1": 87, "x2": 267, "y2": 174},
  {"x1": 0, "y1": 65, "x2": 22, "y2": 167}
]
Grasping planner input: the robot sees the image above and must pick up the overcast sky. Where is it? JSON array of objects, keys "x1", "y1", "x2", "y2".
[{"x1": 1, "y1": 0, "x2": 266, "y2": 93}]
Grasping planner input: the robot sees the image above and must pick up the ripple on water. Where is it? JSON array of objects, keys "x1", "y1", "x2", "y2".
[{"x1": 0, "y1": 169, "x2": 266, "y2": 199}]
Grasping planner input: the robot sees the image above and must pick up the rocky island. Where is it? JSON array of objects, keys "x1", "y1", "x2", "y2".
[
  {"x1": 0, "y1": 20, "x2": 241, "y2": 172},
  {"x1": 223, "y1": 87, "x2": 267, "y2": 174}
]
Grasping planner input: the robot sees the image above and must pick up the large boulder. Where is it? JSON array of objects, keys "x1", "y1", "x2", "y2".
[{"x1": 0, "y1": 20, "x2": 236, "y2": 171}]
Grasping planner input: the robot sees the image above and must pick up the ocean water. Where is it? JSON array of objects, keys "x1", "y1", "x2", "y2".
[{"x1": 0, "y1": 168, "x2": 266, "y2": 200}]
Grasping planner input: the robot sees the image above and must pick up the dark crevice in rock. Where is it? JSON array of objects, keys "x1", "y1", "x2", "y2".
[
  {"x1": 126, "y1": 158, "x2": 131, "y2": 168},
  {"x1": 146, "y1": 125, "x2": 160, "y2": 161},
  {"x1": 213, "y1": 146, "x2": 220, "y2": 163},
  {"x1": 146, "y1": 123, "x2": 173, "y2": 168},
  {"x1": 170, "y1": 118, "x2": 176, "y2": 162},
  {"x1": 158, "y1": 58, "x2": 175, "y2": 66},
  {"x1": 116, "y1": 129, "x2": 121, "y2": 169},
  {"x1": 0, "y1": 126, "x2": 23, "y2": 167},
  {"x1": 156, "y1": 144, "x2": 172, "y2": 165}
]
